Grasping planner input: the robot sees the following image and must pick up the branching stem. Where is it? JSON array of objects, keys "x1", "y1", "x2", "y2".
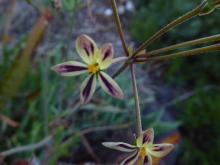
[
  {"x1": 147, "y1": 34, "x2": 220, "y2": 56},
  {"x1": 136, "y1": 43, "x2": 220, "y2": 62},
  {"x1": 133, "y1": 0, "x2": 207, "y2": 56}
]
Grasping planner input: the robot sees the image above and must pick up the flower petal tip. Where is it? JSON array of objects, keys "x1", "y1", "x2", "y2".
[
  {"x1": 145, "y1": 128, "x2": 154, "y2": 134},
  {"x1": 150, "y1": 143, "x2": 175, "y2": 158},
  {"x1": 80, "y1": 94, "x2": 91, "y2": 105},
  {"x1": 51, "y1": 65, "x2": 60, "y2": 74},
  {"x1": 76, "y1": 34, "x2": 97, "y2": 64},
  {"x1": 79, "y1": 99, "x2": 87, "y2": 105},
  {"x1": 170, "y1": 144, "x2": 175, "y2": 150},
  {"x1": 117, "y1": 93, "x2": 124, "y2": 100},
  {"x1": 50, "y1": 61, "x2": 88, "y2": 76},
  {"x1": 98, "y1": 72, "x2": 124, "y2": 101},
  {"x1": 102, "y1": 142, "x2": 109, "y2": 147}
]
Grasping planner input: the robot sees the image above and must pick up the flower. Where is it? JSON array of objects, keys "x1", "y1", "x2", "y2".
[
  {"x1": 102, "y1": 128, "x2": 174, "y2": 165},
  {"x1": 51, "y1": 35, "x2": 125, "y2": 104}
]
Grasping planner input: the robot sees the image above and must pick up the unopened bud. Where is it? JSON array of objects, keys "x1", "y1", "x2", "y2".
[{"x1": 199, "y1": 0, "x2": 220, "y2": 16}]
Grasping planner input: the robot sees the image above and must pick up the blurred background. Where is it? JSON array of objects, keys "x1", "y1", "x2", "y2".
[{"x1": 0, "y1": 0, "x2": 219, "y2": 164}]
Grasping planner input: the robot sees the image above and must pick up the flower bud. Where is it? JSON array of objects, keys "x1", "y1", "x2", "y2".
[{"x1": 199, "y1": 0, "x2": 220, "y2": 16}]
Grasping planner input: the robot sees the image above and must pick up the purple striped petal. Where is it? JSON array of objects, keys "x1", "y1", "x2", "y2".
[
  {"x1": 144, "y1": 155, "x2": 152, "y2": 165},
  {"x1": 98, "y1": 72, "x2": 124, "y2": 100},
  {"x1": 99, "y1": 43, "x2": 114, "y2": 69},
  {"x1": 80, "y1": 75, "x2": 96, "y2": 104},
  {"x1": 51, "y1": 61, "x2": 88, "y2": 76},
  {"x1": 112, "y1": 57, "x2": 128, "y2": 64},
  {"x1": 142, "y1": 128, "x2": 154, "y2": 145},
  {"x1": 102, "y1": 142, "x2": 136, "y2": 152},
  {"x1": 120, "y1": 150, "x2": 139, "y2": 165},
  {"x1": 136, "y1": 128, "x2": 154, "y2": 147},
  {"x1": 149, "y1": 143, "x2": 174, "y2": 158},
  {"x1": 76, "y1": 35, "x2": 97, "y2": 64}
]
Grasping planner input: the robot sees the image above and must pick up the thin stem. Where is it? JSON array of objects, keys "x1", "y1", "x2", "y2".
[
  {"x1": 112, "y1": 61, "x2": 131, "y2": 78},
  {"x1": 0, "y1": 123, "x2": 131, "y2": 158},
  {"x1": 42, "y1": 56, "x2": 49, "y2": 136},
  {"x1": 130, "y1": 64, "x2": 142, "y2": 136},
  {"x1": 110, "y1": 0, "x2": 129, "y2": 56},
  {"x1": 135, "y1": 43, "x2": 220, "y2": 62},
  {"x1": 0, "y1": 114, "x2": 19, "y2": 128},
  {"x1": 133, "y1": 0, "x2": 206, "y2": 56},
  {"x1": 0, "y1": 136, "x2": 53, "y2": 157},
  {"x1": 147, "y1": 34, "x2": 220, "y2": 56}
]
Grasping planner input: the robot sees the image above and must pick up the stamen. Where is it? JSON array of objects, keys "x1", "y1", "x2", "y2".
[{"x1": 88, "y1": 63, "x2": 100, "y2": 74}]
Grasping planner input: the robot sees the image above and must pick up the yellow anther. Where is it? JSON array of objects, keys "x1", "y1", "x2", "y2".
[{"x1": 88, "y1": 63, "x2": 100, "y2": 74}]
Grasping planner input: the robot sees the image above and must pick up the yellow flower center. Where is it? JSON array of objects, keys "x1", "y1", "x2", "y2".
[
  {"x1": 139, "y1": 147, "x2": 147, "y2": 159},
  {"x1": 88, "y1": 63, "x2": 100, "y2": 74}
]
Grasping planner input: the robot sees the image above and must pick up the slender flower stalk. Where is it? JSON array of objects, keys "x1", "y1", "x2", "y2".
[
  {"x1": 112, "y1": 62, "x2": 130, "y2": 78},
  {"x1": 110, "y1": 0, "x2": 129, "y2": 57},
  {"x1": 146, "y1": 34, "x2": 220, "y2": 56},
  {"x1": 103, "y1": 128, "x2": 174, "y2": 165},
  {"x1": 130, "y1": 64, "x2": 142, "y2": 136},
  {"x1": 135, "y1": 43, "x2": 220, "y2": 62},
  {"x1": 111, "y1": 34, "x2": 220, "y2": 78},
  {"x1": 110, "y1": 0, "x2": 143, "y2": 137},
  {"x1": 108, "y1": 0, "x2": 219, "y2": 83},
  {"x1": 52, "y1": 35, "x2": 124, "y2": 104},
  {"x1": 132, "y1": 0, "x2": 207, "y2": 56}
]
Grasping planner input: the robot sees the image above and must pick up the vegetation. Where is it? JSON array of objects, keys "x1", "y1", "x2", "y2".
[
  {"x1": 0, "y1": 0, "x2": 220, "y2": 164},
  {"x1": 132, "y1": 0, "x2": 220, "y2": 164}
]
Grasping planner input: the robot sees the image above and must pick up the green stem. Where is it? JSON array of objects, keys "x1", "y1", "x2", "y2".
[
  {"x1": 135, "y1": 43, "x2": 220, "y2": 62},
  {"x1": 147, "y1": 34, "x2": 220, "y2": 56},
  {"x1": 110, "y1": 0, "x2": 129, "y2": 56},
  {"x1": 133, "y1": 0, "x2": 206, "y2": 56},
  {"x1": 130, "y1": 64, "x2": 142, "y2": 136},
  {"x1": 112, "y1": 61, "x2": 131, "y2": 78}
]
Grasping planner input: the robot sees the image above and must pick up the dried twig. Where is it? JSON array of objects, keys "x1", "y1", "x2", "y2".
[
  {"x1": 81, "y1": 134, "x2": 101, "y2": 163},
  {"x1": 0, "y1": 114, "x2": 19, "y2": 128},
  {"x1": 0, "y1": 136, "x2": 53, "y2": 157},
  {"x1": 0, "y1": 123, "x2": 131, "y2": 158}
]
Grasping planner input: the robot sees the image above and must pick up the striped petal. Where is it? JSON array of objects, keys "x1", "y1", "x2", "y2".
[
  {"x1": 76, "y1": 35, "x2": 97, "y2": 64},
  {"x1": 99, "y1": 43, "x2": 114, "y2": 70},
  {"x1": 98, "y1": 72, "x2": 124, "y2": 100},
  {"x1": 149, "y1": 143, "x2": 174, "y2": 158},
  {"x1": 80, "y1": 75, "x2": 96, "y2": 104},
  {"x1": 143, "y1": 155, "x2": 152, "y2": 165},
  {"x1": 137, "y1": 128, "x2": 154, "y2": 147},
  {"x1": 102, "y1": 142, "x2": 136, "y2": 152},
  {"x1": 120, "y1": 150, "x2": 139, "y2": 165},
  {"x1": 51, "y1": 61, "x2": 88, "y2": 76},
  {"x1": 136, "y1": 155, "x2": 153, "y2": 165},
  {"x1": 143, "y1": 128, "x2": 154, "y2": 145}
]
